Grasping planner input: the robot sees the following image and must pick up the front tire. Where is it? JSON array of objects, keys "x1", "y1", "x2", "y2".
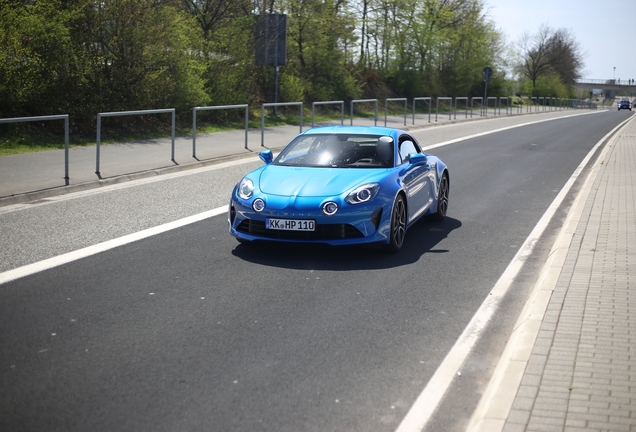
[
  {"x1": 433, "y1": 171, "x2": 449, "y2": 221},
  {"x1": 386, "y1": 194, "x2": 407, "y2": 252}
]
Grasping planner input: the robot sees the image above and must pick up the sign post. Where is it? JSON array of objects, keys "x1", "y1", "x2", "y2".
[
  {"x1": 483, "y1": 67, "x2": 493, "y2": 116},
  {"x1": 256, "y1": 14, "x2": 287, "y2": 116}
]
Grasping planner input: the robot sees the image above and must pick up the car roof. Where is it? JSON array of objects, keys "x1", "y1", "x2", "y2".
[{"x1": 301, "y1": 125, "x2": 405, "y2": 137}]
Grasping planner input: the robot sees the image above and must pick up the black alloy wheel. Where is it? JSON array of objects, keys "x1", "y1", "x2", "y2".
[
  {"x1": 433, "y1": 172, "x2": 449, "y2": 221},
  {"x1": 387, "y1": 194, "x2": 407, "y2": 252}
]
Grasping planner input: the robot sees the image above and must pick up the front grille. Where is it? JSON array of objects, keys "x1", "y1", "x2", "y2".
[{"x1": 236, "y1": 219, "x2": 364, "y2": 240}]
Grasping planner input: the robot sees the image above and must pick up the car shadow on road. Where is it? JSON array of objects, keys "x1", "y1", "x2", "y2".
[{"x1": 230, "y1": 216, "x2": 462, "y2": 271}]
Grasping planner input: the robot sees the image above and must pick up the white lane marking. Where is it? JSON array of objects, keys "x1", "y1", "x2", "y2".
[
  {"x1": 416, "y1": 110, "x2": 603, "y2": 151},
  {"x1": 0, "y1": 207, "x2": 227, "y2": 286},
  {"x1": 0, "y1": 157, "x2": 259, "y2": 215},
  {"x1": 394, "y1": 114, "x2": 632, "y2": 432}
]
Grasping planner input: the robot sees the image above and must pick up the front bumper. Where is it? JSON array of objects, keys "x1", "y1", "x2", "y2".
[{"x1": 228, "y1": 196, "x2": 389, "y2": 246}]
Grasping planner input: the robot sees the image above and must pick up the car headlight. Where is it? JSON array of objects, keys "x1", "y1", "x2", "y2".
[
  {"x1": 237, "y1": 178, "x2": 254, "y2": 199},
  {"x1": 345, "y1": 183, "x2": 380, "y2": 205}
]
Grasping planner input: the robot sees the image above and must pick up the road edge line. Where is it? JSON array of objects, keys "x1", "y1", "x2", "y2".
[
  {"x1": 465, "y1": 114, "x2": 635, "y2": 432},
  {"x1": 394, "y1": 114, "x2": 632, "y2": 432}
]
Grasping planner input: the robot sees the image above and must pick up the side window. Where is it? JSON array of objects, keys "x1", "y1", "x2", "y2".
[{"x1": 398, "y1": 136, "x2": 421, "y2": 164}]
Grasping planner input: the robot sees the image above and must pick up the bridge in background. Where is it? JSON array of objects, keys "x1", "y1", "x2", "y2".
[{"x1": 576, "y1": 79, "x2": 636, "y2": 99}]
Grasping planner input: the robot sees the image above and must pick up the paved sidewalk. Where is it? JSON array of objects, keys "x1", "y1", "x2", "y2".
[{"x1": 469, "y1": 115, "x2": 636, "y2": 430}]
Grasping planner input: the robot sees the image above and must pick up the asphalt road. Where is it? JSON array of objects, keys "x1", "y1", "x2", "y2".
[{"x1": 0, "y1": 109, "x2": 631, "y2": 432}]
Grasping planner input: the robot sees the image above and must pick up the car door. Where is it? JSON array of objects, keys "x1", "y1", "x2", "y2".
[{"x1": 397, "y1": 134, "x2": 434, "y2": 221}]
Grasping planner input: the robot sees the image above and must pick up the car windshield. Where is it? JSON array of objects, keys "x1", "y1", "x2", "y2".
[{"x1": 273, "y1": 134, "x2": 394, "y2": 168}]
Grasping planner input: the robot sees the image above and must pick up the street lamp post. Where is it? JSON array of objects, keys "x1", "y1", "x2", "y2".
[{"x1": 614, "y1": 67, "x2": 616, "y2": 79}]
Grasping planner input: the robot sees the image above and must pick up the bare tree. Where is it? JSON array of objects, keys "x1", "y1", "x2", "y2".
[
  {"x1": 517, "y1": 24, "x2": 553, "y2": 91},
  {"x1": 517, "y1": 23, "x2": 584, "y2": 93}
]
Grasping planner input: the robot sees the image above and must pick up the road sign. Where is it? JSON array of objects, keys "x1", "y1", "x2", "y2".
[{"x1": 483, "y1": 67, "x2": 493, "y2": 81}]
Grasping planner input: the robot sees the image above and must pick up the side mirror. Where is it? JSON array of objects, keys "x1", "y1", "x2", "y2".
[
  {"x1": 408, "y1": 153, "x2": 428, "y2": 165},
  {"x1": 259, "y1": 150, "x2": 273, "y2": 164}
]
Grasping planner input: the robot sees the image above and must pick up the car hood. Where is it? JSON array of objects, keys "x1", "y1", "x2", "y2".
[{"x1": 258, "y1": 165, "x2": 386, "y2": 197}]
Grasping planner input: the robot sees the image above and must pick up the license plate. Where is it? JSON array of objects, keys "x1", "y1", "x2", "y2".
[{"x1": 266, "y1": 218, "x2": 315, "y2": 231}]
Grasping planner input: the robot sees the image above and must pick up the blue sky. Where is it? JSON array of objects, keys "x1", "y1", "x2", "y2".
[{"x1": 484, "y1": 0, "x2": 636, "y2": 81}]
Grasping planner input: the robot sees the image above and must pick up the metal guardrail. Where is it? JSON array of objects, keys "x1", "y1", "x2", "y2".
[
  {"x1": 455, "y1": 97, "x2": 468, "y2": 119},
  {"x1": 384, "y1": 98, "x2": 407, "y2": 127},
  {"x1": 261, "y1": 102, "x2": 303, "y2": 147},
  {"x1": 0, "y1": 114, "x2": 70, "y2": 184},
  {"x1": 499, "y1": 97, "x2": 509, "y2": 115},
  {"x1": 311, "y1": 101, "x2": 344, "y2": 128},
  {"x1": 538, "y1": 97, "x2": 545, "y2": 111},
  {"x1": 96, "y1": 108, "x2": 175, "y2": 176},
  {"x1": 413, "y1": 97, "x2": 432, "y2": 124},
  {"x1": 2, "y1": 95, "x2": 598, "y2": 192},
  {"x1": 193, "y1": 104, "x2": 248, "y2": 158},
  {"x1": 471, "y1": 97, "x2": 483, "y2": 117},
  {"x1": 436, "y1": 97, "x2": 453, "y2": 122},
  {"x1": 485, "y1": 97, "x2": 497, "y2": 116},
  {"x1": 350, "y1": 99, "x2": 378, "y2": 126}
]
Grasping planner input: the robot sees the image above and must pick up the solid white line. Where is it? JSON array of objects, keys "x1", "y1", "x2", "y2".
[
  {"x1": 394, "y1": 112, "x2": 630, "y2": 432},
  {"x1": 0, "y1": 157, "x2": 259, "y2": 215},
  {"x1": 0, "y1": 206, "x2": 227, "y2": 286},
  {"x1": 417, "y1": 110, "x2": 602, "y2": 151}
]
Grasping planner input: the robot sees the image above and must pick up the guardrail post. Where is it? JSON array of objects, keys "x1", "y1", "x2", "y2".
[
  {"x1": 384, "y1": 98, "x2": 407, "y2": 127},
  {"x1": 95, "y1": 108, "x2": 176, "y2": 176},
  {"x1": 0, "y1": 114, "x2": 71, "y2": 184},
  {"x1": 350, "y1": 99, "x2": 378, "y2": 126},
  {"x1": 455, "y1": 97, "x2": 468, "y2": 119},
  {"x1": 498, "y1": 97, "x2": 509, "y2": 115},
  {"x1": 470, "y1": 97, "x2": 483, "y2": 117},
  {"x1": 193, "y1": 104, "x2": 250, "y2": 158},
  {"x1": 311, "y1": 101, "x2": 344, "y2": 128},
  {"x1": 412, "y1": 97, "x2": 432, "y2": 124},
  {"x1": 96, "y1": 114, "x2": 102, "y2": 175},
  {"x1": 171, "y1": 110, "x2": 175, "y2": 162},
  {"x1": 435, "y1": 97, "x2": 453, "y2": 122},
  {"x1": 485, "y1": 97, "x2": 497, "y2": 116},
  {"x1": 261, "y1": 102, "x2": 303, "y2": 147}
]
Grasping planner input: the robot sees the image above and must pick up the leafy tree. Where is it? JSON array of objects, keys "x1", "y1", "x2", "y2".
[
  {"x1": 203, "y1": 14, "x2": 260, "y2": 106},
  {"x1": 180, "y1": 0, "x2": 245, "y2": 40},
  {"x1": 523, "y1": 72, "x2": 571, "y2": 99},
  {"x1": 279, "y1": 0, "x2": 361, "y2": 101},
  {"x1": 1, "y1": 0, "x2": 512, "y2": 137},
  {"x1": 0, "y1": 0, "x2": 77, "y2": 117}
]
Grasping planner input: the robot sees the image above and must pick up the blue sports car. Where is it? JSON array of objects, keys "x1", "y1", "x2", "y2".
[{"x1": 228, "y1": 126, "x2": 449, "y2": 252}]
